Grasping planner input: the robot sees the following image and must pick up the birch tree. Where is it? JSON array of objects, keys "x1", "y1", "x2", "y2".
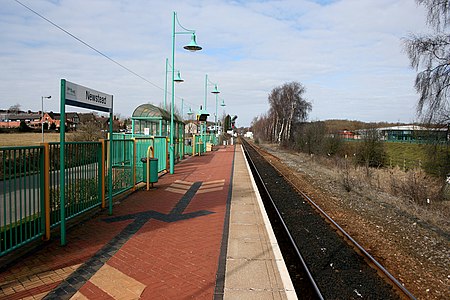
[
  {"x1": 404, "y1": 0, "x2": 450, "y2": 123},
  {"x1": 268, "y1": 82, "x2": 311, "y2": 145}
]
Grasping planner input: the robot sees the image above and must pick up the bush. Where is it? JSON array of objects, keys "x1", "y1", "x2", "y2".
[
  {"x1": 68, "y1": 122, "x2": 104, "y2": 141},
  {"x1": 294, "y1": 121, "x2": 326, "y2": 154},
  {"x1": 423, "y1": 143, "x2": 450, "y2": 178},
  {"x1": 355, "y1": 128, "x2": 386, "y2": 168},
  {"x1": 19, "y1": 120, "x2": 32, "y2": 132}
]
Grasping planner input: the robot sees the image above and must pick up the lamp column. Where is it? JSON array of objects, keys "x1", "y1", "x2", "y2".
[
  {"x1": 170, "y1": 12, "x2": 176, "y2": 174},
  {"x1": 41, "y1": 95, "x2": 51, "y2": 143},
  {"x1": 169, "y1": 11, "x2": 202, "y2": 174}
]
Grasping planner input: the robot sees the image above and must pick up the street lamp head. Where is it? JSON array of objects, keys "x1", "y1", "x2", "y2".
[
  {"x1": 220, "y1": 99, "x2": 226, "y2": 107},
  {"x1": 211, "y1": 84, "x2": 220, "y2": 94},
  {"x1": 183, "y1": 33, "x2": 202, "y2": 52},
  {"x1": 174, "y1": 70, "x2": 184, "y2": 83},
  {"x1": 187, "y1": 107, "x2": 193, "y2": 115}
]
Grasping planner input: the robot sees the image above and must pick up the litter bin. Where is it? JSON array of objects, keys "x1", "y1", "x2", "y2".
[{"x1": 141, "y1": 157, "x2": 159, "y2": 183}]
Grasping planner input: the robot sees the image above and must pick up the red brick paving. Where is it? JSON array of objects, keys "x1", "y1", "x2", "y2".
[{"x1": 0, "y1": 146, "x2": 235, "y2": 299}]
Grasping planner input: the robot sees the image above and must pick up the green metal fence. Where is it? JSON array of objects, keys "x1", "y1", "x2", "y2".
[
  {"x1": 1, "y1": 146, "x2": 44, "y2": 256},
  {"x1": 134, "y1": 137, "x2": 154, "y2": 183},
  {"x1": 109, "y1": 138, "x2": 134, "y2": 197},
  {"x1": 153, "y1": 137, "x2": 168, "y2": 172},
  {"x1": 49, "y1": 142, "x2": 103, "y2": 227},
  {"x1": 0, "y1": 132, "x2": 189, "y2": 257},
  {"x1": 184, "y1": 137, "x2": 193, "y2": 155}
]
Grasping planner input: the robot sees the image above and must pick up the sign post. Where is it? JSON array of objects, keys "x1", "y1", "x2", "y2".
[{"x1": 60, "y1": 79, "x2": 113, "y2": 245}]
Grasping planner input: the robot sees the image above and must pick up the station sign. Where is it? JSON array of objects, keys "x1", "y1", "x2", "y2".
[{"x1": 64, "y1": 80, "x2": 113, "y2": 113}]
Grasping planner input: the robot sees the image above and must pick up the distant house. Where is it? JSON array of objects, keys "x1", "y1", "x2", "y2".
[
  {"x1": 336, "y1": 130, "x2": 355, "y2": 139},
  {"x1": 47, "y1": 112, "x2": 80, "y2": 130},
  {"x1": 0, "y1": 111, "x2": 82, "y2": 130},
  {"x1": 78, "y1": 113, "x2": 97, "y2": 124},
  {"x1": 95, "y1": 115, "x2": 121, "y2": 131},
  {"x1": 0, "y1": 111, "x2": 41, "y2": 128}
]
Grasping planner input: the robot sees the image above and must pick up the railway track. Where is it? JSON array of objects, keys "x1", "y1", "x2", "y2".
[{"x1": 241, "y1": 139, "x2": 415, "y2": 300}]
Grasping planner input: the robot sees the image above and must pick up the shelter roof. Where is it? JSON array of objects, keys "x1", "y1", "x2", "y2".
[{"x1": 132, "y1": 104, "x2": 180, "y2": 122}]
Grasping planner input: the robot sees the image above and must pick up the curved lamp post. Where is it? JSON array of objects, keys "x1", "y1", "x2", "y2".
[
  {"x1": 164, "y1": 58, "x2": 184, "y2": 110},
  {"x1": 215, "y1": 96, "x2": 226, "y2": 134},
  {"x1": 204, "y1": 74, "x2": 220, "y2": 111},
  {"x1": 181, "y1": 98, "x2": 193, "y2": 121},
  {"x1": 41, "y1": 95, "x2": 51, "y2": 142},
  {"x1": 170, "y1": 11, "x2": 202, "y2": 174},
  {"x1": 202, "y1": 75, "x2": 220, "y2": 150}
]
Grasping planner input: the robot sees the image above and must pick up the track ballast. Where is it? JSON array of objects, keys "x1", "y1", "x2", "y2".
[{"x1": 241, "y1": 139, "x2": 413, "y2": 300}]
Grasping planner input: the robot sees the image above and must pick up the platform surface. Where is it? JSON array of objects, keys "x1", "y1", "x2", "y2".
[{"x1": 0, "y1": 145, "x2": 294, "y2": 300}]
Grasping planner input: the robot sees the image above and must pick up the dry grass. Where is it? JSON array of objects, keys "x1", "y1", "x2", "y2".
[
  {"x1": 332, "y1": 158, "x2": 449, "y2": 230},
  {"x1": 0, "y1": 133, "x2": 73, "y2": 147},
  {"x1": 260, "y1": 143, "x2": 449, "y2": 231}
]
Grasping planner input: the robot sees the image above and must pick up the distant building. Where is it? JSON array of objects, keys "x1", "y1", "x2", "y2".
[
  {"x1": 0, "y1": 111, "x2": 93, "y2": 131},
  {"x1": 244, "y1": 131, "x2": 253, "y2": 139},
  {"x1": 356, "y1": 125, "x2": 448, "y2": 142},
  {"x1": 336, "y1": 130, "x2": 355, "y2": 139}
]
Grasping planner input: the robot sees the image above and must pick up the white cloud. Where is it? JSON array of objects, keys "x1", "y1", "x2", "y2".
[{"x1": 0, "y1": 0, "x2": 430, "y2": 126}]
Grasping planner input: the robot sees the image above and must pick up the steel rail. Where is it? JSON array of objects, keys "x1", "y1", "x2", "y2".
[
  {"x1": 245, "y1": 139, "x2": 416, "y2": 300},
  {"x1": 242, "y1": 140, "x2": 324, "y2": 300}
]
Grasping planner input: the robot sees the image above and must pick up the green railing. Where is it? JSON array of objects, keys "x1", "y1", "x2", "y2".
[
  {"x1": 1, "y1": 146, "x2": 45, "y2": 256},
  {"x1": 135, "y1": 137, "x2": 154, "y2": 183},
  {"x1": 184, "y1": 137, "x2": 193, "y2": 156},
  {"x1": 109, "y1": 138, "x2": 134, "y2": 197},
  {"x1": 0, "y1": 132, "x2": 191, "y2": 257},
  {"x1": 153, "y1": 137, "x2": 168, "y2": 172},
  {"x1": 49, "y1": 142, "x2": 103, "y2": 227}
]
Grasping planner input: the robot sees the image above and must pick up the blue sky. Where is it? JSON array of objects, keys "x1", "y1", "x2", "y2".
[{"x1": 0, "y1": 0, "x2": 430, "y2": 127}]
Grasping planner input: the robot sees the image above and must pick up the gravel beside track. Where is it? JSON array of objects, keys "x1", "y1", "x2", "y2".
[{"x1": 243, "y1": 140, "x2": 401, "y2": 300}]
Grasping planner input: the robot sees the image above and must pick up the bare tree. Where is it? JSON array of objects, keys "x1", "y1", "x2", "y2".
[
  {"x1": 404, "y1": 0, "x2": 450, "y2": 123},
  {"x1": 8, "y1": 104, "x2": 21, "y2": 113},
  {"x1": 268, "y1": 82, "x2": 311, "y2": 144}
]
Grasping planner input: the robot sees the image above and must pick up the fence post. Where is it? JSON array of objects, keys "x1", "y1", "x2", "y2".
[
  {"x1": 166, "y1": 137, "x2": 169, "y2": 172},
  {"x1": 193, "y1": 134, "x2": 196, "y2": 156},
  {"x1": 99, "y1": 140, "x2": 105, "y2": 209},
  {"x1": 132, "y1": 138, "x2": 137, "y2": 191},
  {"x1": 42, "y1": 143, "x2": 50, "y2": 241}
]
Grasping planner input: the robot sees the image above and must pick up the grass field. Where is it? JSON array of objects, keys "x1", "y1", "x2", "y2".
[
  {"x1": 384, "y1": 142, "x2": 429, "y2": 170},
  {"x1": 0, "y1": 133, "x2": 72, "y2": 147}
]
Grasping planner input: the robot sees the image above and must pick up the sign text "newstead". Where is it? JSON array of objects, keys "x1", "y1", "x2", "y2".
[{"x1": 86, "y1": 91, "x2": 107, "y2": 105}]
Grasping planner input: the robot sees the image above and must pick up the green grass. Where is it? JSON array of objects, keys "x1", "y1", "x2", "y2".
[{"x1": 384, "y1": 142, "x2": 428, "y2": 170}]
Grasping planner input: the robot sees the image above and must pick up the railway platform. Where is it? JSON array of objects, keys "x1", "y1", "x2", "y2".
[{"x1": 0, "y1": 145, "x2": 295, "y2": 299}]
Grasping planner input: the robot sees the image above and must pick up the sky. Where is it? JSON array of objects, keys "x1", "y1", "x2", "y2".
[{"x1": 0, "y1": 0, "x2": 431, "y2": 127}]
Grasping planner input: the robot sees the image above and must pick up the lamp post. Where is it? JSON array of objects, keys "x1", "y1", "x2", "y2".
[
  {"x1": 202, "y1": 74, "x2": 220, "y2": 150},
  {"x1": 216, "y1": 96, "x2": 226, "y2": 134},
  {"x1": 170, "y1": 11, "x2": 202, "y2": 174},
  {"x1": 181, "y1": 98, "x2": 193, "y2": 121},
  {"x1": 204, "y1": 74, "x2": 220, "y2": 111},
  {"x1": 41, "y1": 95, "x2": 51, "y2": 142},
  {"x1": 164, "y1": 58, "x2": 184, "y2": 110}
]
